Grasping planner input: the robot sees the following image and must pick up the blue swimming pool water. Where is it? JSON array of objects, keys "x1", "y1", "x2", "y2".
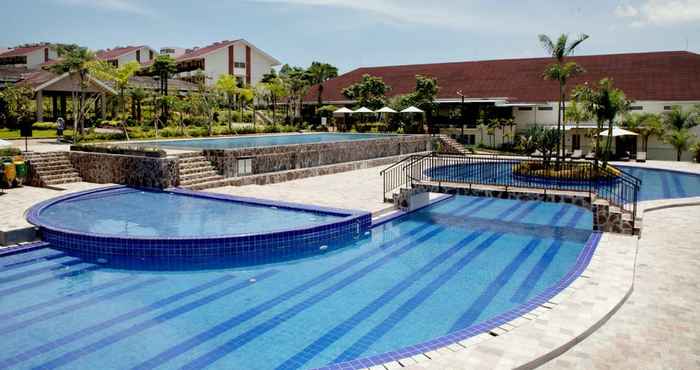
[
  {"x1": 0, "y1": 195, "x2": 593, "y2": 369},
  {"x1": 425, "y1": 163, "x2": 700, "y2": 202},
  {"x1": 32, "y1": 187, "x2": 344, "y2": 237},
  {"x1": 143, "y1": 133, "x2": 396, "y2": 150}
]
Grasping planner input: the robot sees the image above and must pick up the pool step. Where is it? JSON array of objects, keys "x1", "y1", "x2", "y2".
[
  {"x1": 176, "y1": 153, "x2": 225, "y2": 189},
  {"x1": 25, "y1": 151, "x2": 83, "y2": 187}
]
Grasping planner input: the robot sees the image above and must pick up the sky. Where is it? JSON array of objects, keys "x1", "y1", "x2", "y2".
[{"x1": 2, "y1": 0, "x2": 700, "y2": 73}]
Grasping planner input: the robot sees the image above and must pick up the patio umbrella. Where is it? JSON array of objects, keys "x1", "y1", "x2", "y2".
[
  {"x1": 333, "y1": 107, "x2": 354, "y2": 131},
  {"x1": 353, "y1": 107, "x2": 374, "y2": 125},
  {"x1": 376, "y1": 107, "x2": 397, "y2": 113},
  {"x1": 598, "y1": 127, "x2": 639, "y2": 137},
  {"x1": 400, "y1": 106, "x2": 424, "y2": 113}
]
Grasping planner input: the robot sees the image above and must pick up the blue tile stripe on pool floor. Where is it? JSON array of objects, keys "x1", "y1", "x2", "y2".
[
  {"x1": 129, "y1": 223, "x2": 438, "y2": 370},
  {"x1": 449, "y1": 237, "x2": 542, "y2": 331},
  {"x1": 316, "y1": 232, "x2": 602, "y2": 370},
  {"x1": 0, "y1": 275, "x2": 235, "y2": 368},
  {"x1": 510, "y1": 240, "x2": 563, "y2": 303},
  {"x1": 276, "y1": 230, "x2": 495, "y2": 370},
  {"x1": 0, "y1": 277, "x2": 164, "y2": 335},
  {"x1": 0, "y1": 264, "x2": 103, "y2": 296},
  {"x1": 31, "y1": 270, "x2": 278, "y2": 370},
  {"x1": 0, "y1": 257, "x2": 85, "y2": 285},
  {"x1": 329, "y1": 232, "x2": 504, "y2": 366},
  {"x1": 1, "y1": 251, "x2": 67, "y2": 271},
  {"x1": 547, "y1": 204, "x2": 570, "y2": 226},
  {"x1": 0, "y1": 274, "x2": 133, "y2": 322},
  {"x1": 177, "y1": 227, "x2": 448, "y2": 370}
]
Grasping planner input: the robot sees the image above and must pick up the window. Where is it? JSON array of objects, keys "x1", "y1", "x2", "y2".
[
  {"x1": 663, "y1": 105, "x2": 673, "y2": 110},
  {"x1": 234, "y1": 62, "x2": 246, "y2": 68},
  {"x1": 518, "y1": 107, "x2": 533, "y2": 111},
  {"x1": 538, "y1": 106, "x2": 553, "y2": 111},
  {"x1": 629, "y1": 106, "x2": 643, "y2": 111}
]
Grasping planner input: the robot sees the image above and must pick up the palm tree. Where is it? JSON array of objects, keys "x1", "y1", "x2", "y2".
[
  {"x1": 306, "y1": 62, "x2": 338, "y2": 107},
  {"x1": 539, "y1": 33, "x2": 589, "y2": 164},
  {"x1": 621, "y1": 112, "x2": 663, "y2": 152},
  {"x1": 564, "y1": 100, "x2": 592, "y2": 151},
  {"x1": 49, "y1": 47, "x2": 96, "y2": 136},
  {"x1": 665, "y1": 129, "x2": 696, "y2": 161},
  {"x1": 661, "y1": 105, "x2": 699, "y2": 131},
  {"x1": 149, "y1": 55, "x2": 177, "y2": 123},
  {"x1": 129, "y1": 87, "x2": 147, "y2": 123},
  {"x1": 571, "y1": 78, "x2": 630, "y2": 167},
  {"x1": 215, "y1": 74, "x2": 239, "y2": 131}
]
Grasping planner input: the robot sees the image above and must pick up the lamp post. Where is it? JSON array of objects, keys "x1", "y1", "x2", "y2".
[{"x1": 457, "y1": 90, "x2": 466, "y2": 139}]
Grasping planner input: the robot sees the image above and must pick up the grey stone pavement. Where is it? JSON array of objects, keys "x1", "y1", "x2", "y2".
[{"x1": 539, "y1": 205, "x2": 700, "y2": 370}]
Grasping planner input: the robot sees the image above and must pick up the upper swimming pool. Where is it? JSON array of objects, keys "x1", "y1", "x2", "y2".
[
  {"x1": 27, "y1": 186, "x2": 371, "y2": 257},
  {"x1": 4, "y1": 195, "x2": 596, "y2": 370},
  {"x1": 140, "y1": 133, "x2": 397, "y2": 150}
]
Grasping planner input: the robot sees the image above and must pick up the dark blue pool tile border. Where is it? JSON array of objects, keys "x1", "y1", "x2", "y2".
[
  {"x1": 371, "y1": 194, "x2": 454, "y2": 228},
  {"x1": 26, "y1": 185, "x2": 371, "y2": 257},
  {"x1": 313, "y1": 231, "x2": 603, "y2": 370}
]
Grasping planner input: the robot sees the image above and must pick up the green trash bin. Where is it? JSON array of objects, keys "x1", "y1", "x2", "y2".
[{"x1": 14, "y1": 160, "x2": 26, "y2": 185}]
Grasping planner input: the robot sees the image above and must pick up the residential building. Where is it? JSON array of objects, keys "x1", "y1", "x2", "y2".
[
  {"x1": 159, "y1": 47, "x2": 186, "y2": 59},
  {"x1": 96, "y1": 45, "x2": 157, "y2": 67},
  {"x1": 307, "y1": 51, "x2": 700, "y2": 160},
  {"x1": 171, "y1": 39, "x2": 280, "y2": 86},
  {"x1": 0, "y1": 44, "x2": 58, "y2": 69}
]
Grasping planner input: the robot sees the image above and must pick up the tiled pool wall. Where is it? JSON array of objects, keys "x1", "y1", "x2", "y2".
[
  {"x1": 203, "y1": 135, "x2": 432, "y2": 177},
  {"x1": 69, "y1": 151, "x2": 179, "y2": 188},
  {"x1": 27, "y1": 186, "x2": 372, "y2": 257}
]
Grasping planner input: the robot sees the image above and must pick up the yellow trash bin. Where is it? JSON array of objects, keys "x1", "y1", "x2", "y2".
[{"x1": 3, "y1": 162, "x2": 16, "y2": 186}]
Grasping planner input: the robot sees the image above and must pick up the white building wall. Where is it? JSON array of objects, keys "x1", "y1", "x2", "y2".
[
  {"x1": 250, "y1": 48, "x2": 276, "y2": 86},
  {"x1": 203, "y1": 47, "x2": 229, "y2": 85},
  {"x1": 25, "y1": 47, "x2": 57, "y2": 68}
]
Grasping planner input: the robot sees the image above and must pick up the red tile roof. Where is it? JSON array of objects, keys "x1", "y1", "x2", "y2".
[
  {"x1": 95, "y1": 46, "x2": 144, "y2": 61},
  {"x1": 0, "y1": 45, "x2": 48, "y2": 58},
  {"x1": 307, "y1": 51, "x2": 700, "y2": 103},
  {"x1": 176, "y1": 39, "x2": 241, "y2": 62}
]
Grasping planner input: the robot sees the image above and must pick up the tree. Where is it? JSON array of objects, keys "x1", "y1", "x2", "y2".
[
  {"x1": 215, "y1": 74, "x2": 239, "y2": 131},
  {"x1": 621, "y1": 112, "x2": 663, "y2": 152},
  {"x1": 91, "y1": 60, "x2": 141, "y2": 138},
  {"x1": 412, "y1": 75, "x2": 439, "y2": 133},
  {"x1": 0, "y1": 84, "x2": 33, "y2": 128},
  {"x1": 523, "y1": 125, "x2": 560, "y2": 166},
  {"x1": 539, "y1": 33, "x2": 589, "y2": 165},
  {"x1": 49, "y1": 47, "x2": 97, "y2": 136},
  {"x1": 571, "y1": 78, "x2": 630, "y2": 167},
  {"x1": 149, "y1": 55, "x2": 177, "y2": 123},
  {"x1": 342, "y1": 74, "x2": 390, "y2": 110},
  {"x1": 306, "y1": 61, "x2": 338, "y2": 108},
  {"x1": 129, "y1": 87, "x2": 147, "y2": 123},
  {"x1": 280, "y1": 65, "x2": 311, "y2": 125},
  {"x1": 665, "y1": 129, "x2": 696, "y2": 161},
  {"x1": 661, "y1": 105, "x2": 699, "y2": 131}
]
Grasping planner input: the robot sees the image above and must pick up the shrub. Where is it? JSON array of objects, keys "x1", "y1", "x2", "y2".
[
  {"x1": 71, "y1": 144, "x2": 166, "y2": 158},
  {"x1": 32, "y1": 122, "x2": 58, "y2": 130},
  {"x1": 0, "y1": 147, "x2": 21, "y2": 157}
]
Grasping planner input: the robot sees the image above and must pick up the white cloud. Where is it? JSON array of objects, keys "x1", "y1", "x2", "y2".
[
  {"x1": 252, "y1": 0, "x2": 480, "y2": 30},
  {"x1": 615, "y1": 0, "x2": 700, "y2": 25},
  {"x1": 57, "y1": 0, "x2": 152, "y2": 15}
]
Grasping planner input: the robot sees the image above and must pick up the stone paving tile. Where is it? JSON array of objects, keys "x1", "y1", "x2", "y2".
[{"x1": 540, "y1": 205, "x2": 700, "y2": 370}]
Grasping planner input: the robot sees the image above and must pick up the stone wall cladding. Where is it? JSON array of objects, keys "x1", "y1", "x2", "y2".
[
  {"x1": 413, "y1": 183, "x2": 637, "y2": 235},
  {"x1": 70, "y1": 151, "x2": 179, "y2": 188},
  {"x1": 203, "y1": 135, "x2": 431, "y2": 177}
]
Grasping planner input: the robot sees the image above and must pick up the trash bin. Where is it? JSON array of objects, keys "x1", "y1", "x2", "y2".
[
  {"x1": 3, "y1": 162, "x2": 16, "y2": 187},
  {"x1": 14, "y1": 160, "x2": 26, "y2": 185}
]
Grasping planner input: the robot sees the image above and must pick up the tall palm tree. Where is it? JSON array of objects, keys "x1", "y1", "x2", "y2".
[
  {"x1": 621, "y1": 112, "x2": 663, "y2": 152},
  {"x1": 149, "y1": 55, "x2": 177, "y2": 123},
  {"x1": 49, "y1": 47, "x2": 96, "y2": 135},
  {"x1": 564, "y1": 100, "x2": 592, "y2": 151},
  {"x1": 661, "y1": 105, "x2": 699, "y2": 131},
  {"x1": 306, "y1": 62, "x2": 338, "y2": 107},
  {"x1": 539, "y1": 33, "x2": 589, "y2": 164},
  {"x1": 571, "y1": 78, "x2": 629, "y2": 167}
]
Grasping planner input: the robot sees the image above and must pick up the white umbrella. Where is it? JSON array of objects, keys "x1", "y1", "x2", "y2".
[
  {"x1": 0, "y1": 139, "x2": 12, "y2": 149},
  {"x1": 598, "y1": 127, "x2": 639, "y2": 137},
  {"x1": 376, "y1": 107, "x2": 397, "y2": 113},
  {"x1": 353, "y1": 107, "x2": 374, "y2": 113},
  {"x1": 333, "y1": 107, "x2": 353, "y2": 114},
  {"x1": 401, "y1": 106, "x2": 424, "y2": 113}
]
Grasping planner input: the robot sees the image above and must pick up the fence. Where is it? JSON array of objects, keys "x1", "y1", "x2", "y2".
[{"x1": 380, "y1": 152, "x2": 641, "y2": 222}]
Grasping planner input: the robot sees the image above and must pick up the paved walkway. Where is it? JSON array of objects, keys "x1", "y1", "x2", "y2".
[
  {"x1": 208, "y1": 165, "x2": 394, "y2": 214},
  {"x1": 540, "y1": 205, "x2": 700, "y2": 370}
]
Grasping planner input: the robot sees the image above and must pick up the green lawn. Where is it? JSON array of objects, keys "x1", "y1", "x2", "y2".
[{"x1": 0, "y1": 129, "x2": 57, "y2": 139}]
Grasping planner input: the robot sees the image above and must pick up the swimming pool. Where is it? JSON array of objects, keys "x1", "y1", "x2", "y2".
[
  {"x1": 27, "y1": 186, "x2": 370, "y2": 257},
  {"x1": 140, "y1": 133, "x2": 397, "y2": 150},
  {"x1": 4, "y1": 195, "x2": 595, "y2": 369},
  {"x1": 425, "y1": 162, "x2": 700, "y2": 202}
]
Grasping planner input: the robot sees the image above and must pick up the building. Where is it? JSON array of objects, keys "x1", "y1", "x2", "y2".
[
  {"x1": 307, "y1": 51, "x2": 700, "y2": 160},
  {"x1": 96, "y1": 45, "x2": 158, "y2": 67},
  {"x1": 171, "y1": 39, "x2": 281, "y2": 86},
  {"x1": 0, "y1": 44, "x2": 58, "y2": 69},
  {"x1": 159, "y1": 47, "x2": 186, "y2": 59}
]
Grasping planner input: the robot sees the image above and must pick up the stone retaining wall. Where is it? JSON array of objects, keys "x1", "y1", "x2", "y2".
[
  {"x1": 69, "y1": 151, "x2": 179, "y2": 188},
  {"x1": 203, "y1": 135, "x2": 431, "y2": 177}
]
